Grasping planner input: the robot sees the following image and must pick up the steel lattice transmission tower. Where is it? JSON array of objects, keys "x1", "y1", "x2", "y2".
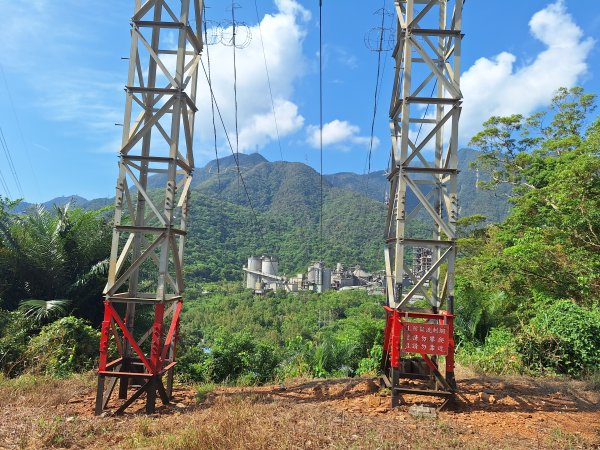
[
  {"x1": 95, "y1": 0, "x2": 204, "y2": 415},
  {"x1": 382, "y1": 0, "x2": 463, "y2": 406}
]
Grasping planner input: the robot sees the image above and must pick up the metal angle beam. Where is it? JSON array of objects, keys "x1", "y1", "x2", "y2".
[
  {"x1": 384, "y1": 0, "x2": 462, "y2": 311},
  {"x1": 96, "y1": 0, "x2": 204, "y2": 416}
]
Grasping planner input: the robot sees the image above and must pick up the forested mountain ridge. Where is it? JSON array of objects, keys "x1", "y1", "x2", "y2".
[
  {"x1": 10, "y1": 149, "x2": 510, "y2": 281},
  {"x1": 15, "y1": 148, "x2": 510, "y2": 223}
]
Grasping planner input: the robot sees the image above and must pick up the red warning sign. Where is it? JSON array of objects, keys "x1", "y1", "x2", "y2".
[{"x1": 401, "y1": 322, "x2": 450, "y2": 356}]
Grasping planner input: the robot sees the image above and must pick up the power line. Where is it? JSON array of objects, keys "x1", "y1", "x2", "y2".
[
  {"x1": 0, "y1": 162, "x2": 11, "y2": 198},
  {"x1": 0, "y1": 63, "x2": 40, "y2": 196},
  {"x1": 0, "y1": 127, "x2": 24, "y2": 197},
  {"x1": 199, "y1": 59, "x2": 281, "y2": 278},
  {"x1": 319, "y1": 0, "x2": 324, "y2": 263},
  {"x1": 362, "y1": 2, "x2": 390, "y2": 206},
  {"x1": 253, "y1": 0, "x2": 285, "y2": 161},
  {"x1": 365, "y1": 2, "x2": 388, "y2": 178},
  {"x1": 415, "y1": 80, "x2": 438, "y2": 144},
  {"x1": 203, "y1": 3, "x2": 221, "y2": 191},
  {"x1": 231, "y1": 2, "x2": 241, "y2": 197},
  {"x1": 199, "y1": 59, "x2": 267, "y2": 248}
]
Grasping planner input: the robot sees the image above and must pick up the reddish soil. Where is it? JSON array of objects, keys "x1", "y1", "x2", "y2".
[
  {"x1": 2, "y1": 370, "x2": 599, "y2": 449},
  {"x1": 210, "y1": 374, "x2": 600, "y2": 447}
]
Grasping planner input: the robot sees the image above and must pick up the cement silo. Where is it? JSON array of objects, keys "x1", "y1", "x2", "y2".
[
  {"x1": 308, "y1": 262, "x2": 331, "y2": 292},
  {"x1": 322, "y1": 268, "x2": 332, "y2": 292},
  {"x1": 307, "y1": 262, "x2": 321, "y2": 284},
  {"x1": 246, "y1": 256, "x2": 261, "y2": 289},
  {"x1": 262, "y1": 256, "x2": 278, "y2": 277}
]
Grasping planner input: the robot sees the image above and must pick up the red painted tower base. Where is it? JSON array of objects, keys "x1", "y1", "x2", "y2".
[
  {"x1": 95, "y1": 298, "x2": 182, "y2": 415},
  {"x1": 381, "y1": 306, "x2": 457, "y2": 409}
]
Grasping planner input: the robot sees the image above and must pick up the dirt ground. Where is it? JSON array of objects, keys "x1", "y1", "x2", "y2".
[{"x1": 1, "y1": 368, "x2": 599, "y2": 449}]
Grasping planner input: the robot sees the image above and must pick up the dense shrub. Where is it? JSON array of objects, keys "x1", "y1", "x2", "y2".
[
  {"x1": 457, "y1": 327, "x2": 523, "y2": 375},
  {"x1": 356, "y1": 342, "x2": 383, "y2": 376},
  {"x1": 277, "y1": 336, "x2": 313, "y2": 379},
  {"x1": 179, "y1": 289, "x2": 386, "y2": 383},
  {"x1": 178, "y1": 345, "x2": 212, "y2": 382},
  {"x1": 179, "y1": 332, "x2": 281, "y2": 384},
  {"x1": 517, "y1": 300, "x2": 600, "y2": 377},
  {"x1": 454, "y1": 277, "x2": 513, "y2": 344},
  {"x1": 25, "y1": 316, "x2": 99, "y2": 377},
  {"x1": 0, "y1": 310, "x2": 36, "y2": 376}
]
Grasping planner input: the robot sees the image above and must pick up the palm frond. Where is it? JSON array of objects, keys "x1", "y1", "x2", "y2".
[
  {"x1": 18, "y1": 299, "x2": 71, "y2": 323},
  {"x1": 73, "y1": 259, "x2": 109, "y2": 288}
]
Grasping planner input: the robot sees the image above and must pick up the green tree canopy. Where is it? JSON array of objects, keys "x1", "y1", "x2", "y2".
[{"x1": 462, "y1": 87, "x2": 599, "y2": 307}]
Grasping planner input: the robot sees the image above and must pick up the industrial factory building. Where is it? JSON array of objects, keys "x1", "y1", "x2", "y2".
[
  {"x1": 243, "y1": 257, "x2": 383, "y2": 294},
  {"x1": 412, "y1": 247, "x2": 433, "y2": 280},
  {"x1": 243, "y1": 255, "x2": 283, "y2": 293}
]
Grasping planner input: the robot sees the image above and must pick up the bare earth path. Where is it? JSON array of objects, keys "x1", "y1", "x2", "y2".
[{"x1": 0, "y1": 369, "x2": 598, "y2": 449}]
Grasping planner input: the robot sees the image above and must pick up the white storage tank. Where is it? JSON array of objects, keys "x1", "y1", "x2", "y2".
[
  {"x1": 261, "y1": 256, "x2": 278, "y2": 277},
  {"x1": 246, "y1": 256, "x2": 261, "y2": 289}
]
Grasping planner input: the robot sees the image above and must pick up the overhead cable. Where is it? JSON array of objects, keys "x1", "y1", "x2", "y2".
[
  {"x1": 0, "y1": 163, "x2": 11, "y2": 198},
  {"x1": 319, "y1": 0, "x2": 324, "y2": 263},
  {"x1": 253, "y1": 0, "x2": 285, "y2": 161},
  {"x1": 0, "y1": 63, "x2": 39, "y2": 196},
  {"x1": 231, "y1": 1, "x2": 241, "y2": 197},
  {"x1": 200, "y1": 60, "x2": 267, "y2": 247},
  {"x1": 203, "y1": 3, "x2": 221, "y2": 190},
  {"x1": 366, "y1": 1, "x2": 388, "y2": 178},
  {"x1": 0, "y1": 127, "x2": 24, "y2": 197}
]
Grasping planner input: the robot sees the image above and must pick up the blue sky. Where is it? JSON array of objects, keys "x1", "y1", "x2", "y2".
[{"x1": 0, "y1": 0, "x2": 598, "y2": 203}]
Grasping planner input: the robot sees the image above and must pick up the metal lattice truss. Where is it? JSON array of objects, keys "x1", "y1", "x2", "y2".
[
  {"x1": 105, "y1": 0, "x2": 204, "y2": 304},
  {"x1": 384, "y1": 0, "x2": 463, "y2": 310}
]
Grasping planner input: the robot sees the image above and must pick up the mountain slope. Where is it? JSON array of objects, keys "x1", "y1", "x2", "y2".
[
  {"x1": 13, "y1": 150, "x2": 510, "y2": 281},
  {"x1": 325, "y1": 148, "x2": 511, "y2": 223}
]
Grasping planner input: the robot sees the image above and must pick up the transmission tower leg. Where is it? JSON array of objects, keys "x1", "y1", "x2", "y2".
[
  {"x1": 166, "y1": 367, "x2": 175, "y2": 399},
  {"x1": 118, "y1": 372, "x2": 129, "y2": 400},
  {"x1": 382, "y1": 0, "x2": 463, "y2": 410},
  {"x1": 94, "y1": 375, "x2": 106, "y2": 415},
  {"x1": 391, "y1": 367, "x2": 400, "y2": 408},
  {"x1": 94, "y1": 0, "x2": 204, "y2": 416},
  {"x1": 146, "y1": 378, "x2": 157, "y2": 414},
  {"x1": 446, "y1": 295, "x2": 457, "y2": 389}
]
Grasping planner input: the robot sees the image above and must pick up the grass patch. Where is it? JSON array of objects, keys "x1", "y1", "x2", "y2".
[
  {"x1": 37, "y1": 416, "x2": 73, "y2": 448},
  {"x1": 546, "y1": 428, "x2": 588, "y2": 450},
  {"x1": 584, "y1": 369, "x2": 600, "y2": 391},
  {"x1": 195, "y1": 382, "x2": 216, "y2": 403},
  {"x1": 0, "y1": 372, "x2": 94, "y2": 408},
  {"x1": 146, "y1": 395, "x2": 469, "y2": 450}
]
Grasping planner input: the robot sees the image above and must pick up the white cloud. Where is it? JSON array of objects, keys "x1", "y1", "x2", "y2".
[
  {"x1": 0, "y1": 1, "x2": 119, "y2": 72},
  {"x1": 275, "y1": 0, "x2": 312, "y2": 22},
  {"x1": 196, "y1": 0, "x2": 310, "y2": 157},
  {"x1": 461, "y1": 0, "x2": 594, "y2": 140},
  {"x1": 324, "y1": 45, "x2": 359, "y2": 69},
  {"x1": 36, "y1": 72, "x2": 123, "y2": 133},
  {"x1": 307, "y1": 119, "x2": 379, "y2": 151},
  {"x1": 1, "y1": 0, "x2": 311, "y2": 157},
  {"x1": 238, "y1": 100, "x2": 304, "y2": 152}
]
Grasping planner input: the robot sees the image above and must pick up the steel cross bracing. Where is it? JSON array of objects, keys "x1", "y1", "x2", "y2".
[
  {"x1": 385, "y1": 0, "x2": 462, "y2": 312},
  {"x1": 382, "y1": 0, "x2": 463, "y2": 407},
  {"x1": 95, "y1": 0, "x2": 204, "y2": 415}
]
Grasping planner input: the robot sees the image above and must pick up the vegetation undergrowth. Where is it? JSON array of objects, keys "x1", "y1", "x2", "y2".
[
  {"x1": 177, "y1": 287, "x2": 385, "y2": 384},
  {"x1": 0, "y1": 86, "x2": 597, "y2": 390}
]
